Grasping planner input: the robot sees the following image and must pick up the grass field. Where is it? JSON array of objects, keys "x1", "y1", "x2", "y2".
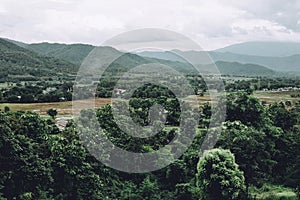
[
  {"x1": 1, "y1": 91, "x2": 299, "y2": 116},
  {"x1": 249, "y1": 184, "x2": 298, "y2": 200},
  {"x1": 254, "y1": 90, "x2": 300, "y2": 105},
  {"x1": 0, "y1": 95, "x2": 212, "y2": 116},
  {"x1": 0, "y1": 98, "x2": 112, "y2": 115}
]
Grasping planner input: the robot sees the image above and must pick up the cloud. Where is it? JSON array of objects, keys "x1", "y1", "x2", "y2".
[
  {"x1": 229, "y1": 0, "x2": 300, "y2": 31},
  {"x1": 0, "y1": 0, "x2": 300, "y2": 50}
]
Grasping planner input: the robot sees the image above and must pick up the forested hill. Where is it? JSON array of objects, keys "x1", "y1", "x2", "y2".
[
  {"x1": 137, "y1": 50, "x2": 276, "y2": 76},
  {"x1": 2, "y1": 38, "x2": 277, "y2": 77},
  {"x1": 215, "y1": 61, "x2": 275, "y2": 76},
  {"x1": 27, "y1": 43, "x2": 95, "y2": 65},
  {"x1": 0, "y1": 38, "x2": 78, "y2": 82}
]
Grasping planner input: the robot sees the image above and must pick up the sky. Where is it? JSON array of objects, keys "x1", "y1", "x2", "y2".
[{"x1": 0, "y1": 0, "x2": 300, "y2": 50}]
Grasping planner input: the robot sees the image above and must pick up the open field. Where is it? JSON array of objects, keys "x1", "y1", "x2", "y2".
[
  {"x1": 1, "y1": 91, "x2": 299, "y2": 116},
  {"x1": 249, "y1": 184, "x2": 298, "y2": 200},
  {"x1": 0, "y1": 95, "x2": 213, "y2": 116},
  {"x1": 254, "y1": 90, "x2": 300, "y2": 105},
  {"x1": 0, "y1": 98, "x2": 112, "y2": 115}
]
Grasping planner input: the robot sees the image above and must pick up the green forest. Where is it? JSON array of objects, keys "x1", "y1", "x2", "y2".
[{"x1": 0, "y1": 91, "x2": 299, "y2": 199}]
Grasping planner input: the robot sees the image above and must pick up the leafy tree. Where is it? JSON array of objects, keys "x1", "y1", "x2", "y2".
[
  {"x1": 285, "y1": 100, "x2": 292, "y2": 107},
  {"x1": 137, "y1": 176, "x2": 161, "y2": 200},
  {"x1": 20, "y1": 94, "x2": 34, "y2": 103},
  {"x1": 6, "y1": 95, "x2": 19, "y2": 103},
  {"x1": 284, "y1": 132, "x2": 300, "y2": 196},
  {"x1": 268, "y1": 102, "x2": 297, "y2": 130},
  {"x1": 226, "y1": 92, "x2": 267, "y2": 128},
  {"x1": 119, "y1": 181, "x2": 140, "y2": 200},
  {"x1": 196, "y1": 148, "x2": 246, "y2": 200},
  {"x1": 217, "y1": 121, "x2": 277, "y2": 190},
  {"x1": 0, "y1": 112, "x2": 54, "y2": 199},
  {"x1": 49, "y1": 133, "x2": 106, "y2": 199},
  {"x1": 47, "y1": 108, "x2": 57, "y2": 119},
  {"x1": 4, "y1": 106, "x2": 9, "y2": 112}
]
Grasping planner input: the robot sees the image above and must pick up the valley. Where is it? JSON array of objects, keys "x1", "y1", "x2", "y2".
[{"x1": 0, "y1": 37, "x2": 299, "y2": 200}]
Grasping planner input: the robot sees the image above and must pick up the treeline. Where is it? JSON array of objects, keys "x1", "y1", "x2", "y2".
[
  {"x1": 96, "y1": 75, "x2": 210, "y2": 98},
  {"x1": 0, "y1": 82, "x2": 73, "y2": 103},
  {"x1": 225, "y1": 77, "x2": 300, "y2": 92},
  {"x1": 0, "y1": 92, "x2": 299, "y2": 199}
]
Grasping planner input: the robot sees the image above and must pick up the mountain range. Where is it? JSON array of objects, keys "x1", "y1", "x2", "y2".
[
  {"x1": 138, "y1": 47, "x2": 300, "y2": 73},
  {"x1": 1, "y1": 38, "x2": 300, "y2": 78},
  {"x1": 215, "y1": 41, "x2": 300, "y2": 57}
]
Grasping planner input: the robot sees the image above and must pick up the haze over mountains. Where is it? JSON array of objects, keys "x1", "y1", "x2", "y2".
[
  {"x1": 138, "y1": 43, "x2": 300, "y2": 73},
  {"x1": 1, "y1": 37, "x2": 300, "y2": 77},
  {"x1": 215, "y1": 41, "x2": 300, "y2": 57},
  {"x1": 210, "y1": 52, "x2": 300, "y2": 72},
  {"x1": 212, "y1": 42, "x2": 300, "y2": 72}
]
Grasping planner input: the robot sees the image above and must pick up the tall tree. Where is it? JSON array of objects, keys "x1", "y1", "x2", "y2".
[
  {"x1": 226, "y1": 92, "x2": 267, "y2": 128},
  {"x1": 217, "y1": 121, "x2": 277, "y2": 190},
  {"x1": 196, "y1": 148, "x2": 246, "y2": 200}
]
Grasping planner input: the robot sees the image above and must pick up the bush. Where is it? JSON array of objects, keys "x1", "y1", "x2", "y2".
[{"x1": 249, "y1": 184, "x2": 298, "y2": 200}]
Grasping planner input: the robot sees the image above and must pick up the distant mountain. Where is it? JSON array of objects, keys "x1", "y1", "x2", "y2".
[
  {"x1": 214, "y1": 61, "x2": 275, "y2": 76},
  {"x1": 0, "y1": 38, "x2": 286, "y2": 76},
  {"x1": 82, "y1": 49, "x2": 274, "y2": 76},
  {"x1": 27, "y1": 43, "x2": 95, "y2": 65},
  {"x1": 137, "y1": 51, "x2": 187, "y2": 62},
  {"x1": 138, "y1": 50, "x2": 215, "y2": 64},
  {"x1": 0, "y1": 38, "x2": 78, "y2": 82},
  {"x1": 209, "y1": 52, "x2": 300, "y2": 72},
  {"x1": 136, "y1": 51, "x2": 275, "y2": 76},
  {"x1": 138, "y1": 50, "x2": 300, "y2": 72},
  {"x1": 215, "y1": 41, "x2": 300, "y2": 57},
  {"x1": 102, "y1": 50, "x2": 199, "y2": 75}
]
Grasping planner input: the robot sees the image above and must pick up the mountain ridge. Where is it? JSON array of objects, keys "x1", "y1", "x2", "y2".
[
  {"x1": 0, "y1": 38, "x2": 78, "y2": 82},
  {"x1": 215, "y1": 41, "x2": 300, "y2": 57},
  {"x1": 2, "y1": 38, "x2": 294, "y2": 76}
]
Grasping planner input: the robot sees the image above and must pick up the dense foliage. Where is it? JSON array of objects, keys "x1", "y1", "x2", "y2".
[
  {"x1": 0, "y1": 91, "x2": 299, "y2": 199},
  {"x1": 196, "y1": 149, "x2": 246, "y2": 200}
]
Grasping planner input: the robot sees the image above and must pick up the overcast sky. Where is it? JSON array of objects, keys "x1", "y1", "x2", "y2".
[{"x1": 1, "y1": 0, "x2": 300, "y2": 50}]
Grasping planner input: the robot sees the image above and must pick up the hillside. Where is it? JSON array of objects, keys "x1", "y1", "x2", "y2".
[
  {"x1": 27, "y1": 43, "x2": 95, "y2": 65},
  {"x1": 3, "y1": 38, "x2": 29, "y2": 48},
  {"x1": 136, "y1": 50, "x2": 276, "y2": 76},
  {"x1": 137, "y1": 51, "x2": 187, "y2": 62},
  {"x1": 21, "y1": 41, "x2": 300, "y2": 72},
  {"x1": 2, "y1": 38, "x2": 285, "y2": 76},
  {"x1": 214, "y1": 61, "x2": 275, "y2": 76},
  {"x1": 0, "y1": 38, "x2": 78, "y2": 82},
  {"x1": 215, "y1": 41, "x2": 300, "y2": 57},
  {"x1": 209, "y1": 51, "x2": 300, "y2": 72},
  {"x1": 20, "y1": 42, "x2": 203, "y2": 75}
]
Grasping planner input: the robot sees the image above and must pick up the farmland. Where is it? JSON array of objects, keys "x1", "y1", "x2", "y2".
[
  {"x1": 0, "y1": 98, "x2": 111, "y2": 115},
  {"x1": 1, "y1": 90, "x2": 299, "y2": 116}
]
